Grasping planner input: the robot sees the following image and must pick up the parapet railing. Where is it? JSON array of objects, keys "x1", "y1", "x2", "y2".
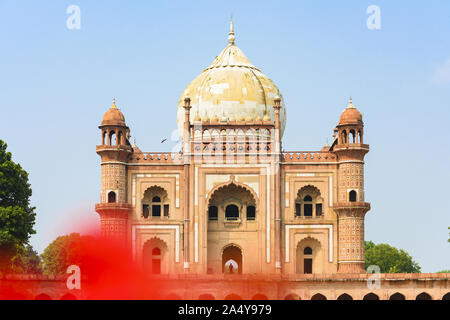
[
  {"x1": 129, "y1": 152, "x2": 184, "y2": 163},
  {"x1": 127, "y1": 151, "x2": 338, "y2": 163},
  {"x1": 281, "y1": 152, "x2": 337, "y2": 162}
]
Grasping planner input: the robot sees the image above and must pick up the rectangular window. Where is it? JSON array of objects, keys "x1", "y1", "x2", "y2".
[
  {"x1": 163, "y1": 204, "x2": 169, "y2": 217},
  {"x1": 295, "y1": 203, "x2": 301, "y2": 216},
  {"x1": 142, "y1": 204, "x2": 149, "y2": 218},
  {"x1": 304, "y1": 204, "x2": 313, "y2": 217},
  {"x1": 152, "y1": 205, "x2": 161, "y2": 217},
  {"x1": 316, "y1": 203, "x2": 322, "y2": 217},
  {"x1": 208, "y1": 206, "x2": 218, "y2": 220},
  {"x1": 304, "y1": 258, "x2": 312, "y2": 274},
  {"x1": 246, "y1": 206, "x2": 256, "y2": 220}
]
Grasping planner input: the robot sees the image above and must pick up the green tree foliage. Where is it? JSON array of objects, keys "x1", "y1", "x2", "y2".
[
  {"x1": 41, "y1": 233, "x2": 93, "y2": 275},
  {"x1": 436, "y1": 270, "x2": 450, "y2": 273},
  {"x1": 364, "y1": 241, "x2": 421, "y2": 273},
  {"x1": 12, "y1": 244, "x2": 41, "y2": 274},
  {"x1": 0, "y1": 140, "x2": 36, "y2": 272}
]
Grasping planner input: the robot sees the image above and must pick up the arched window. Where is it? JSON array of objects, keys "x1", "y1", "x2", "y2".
[
  {"x1": 225, "y1": 204, "x2": 239, "y2": 220},
  {"x1": 341, "y1": 130, "x2": 347, "y2": 144},
  {"x1": 152, "y1": 247, "x2": 161, "y2": 255},
  {"x1": 118, "y1": 131, "x2": 123, "y2": 145},
  {"x1": 208, "y1": 206, "x2": 218, "y2": 220},
  {"x1": 109, "y1": 131, "x2": 116, "y2": 146},
  {"x1": 246, "y1": 206, "x2": 256, "y2": 220},
  {"x1": 107, "y1": 191, "x2": 116, "y2": 203},
  {"x1": 304, "y1": 247, "x2": 312, "y2": 255},
  {"x1": 295, "y1": 186, "x2": 323, "y2": 218},
  {"x1": 350, "y1": 130, "x2": 356, "y2": 144},
  {"x1": 142, "y1": 186, "x2": 169, "y2": 219},
  {"x1": 349, "y1": 190, "x2": 357, "y2": 202}
]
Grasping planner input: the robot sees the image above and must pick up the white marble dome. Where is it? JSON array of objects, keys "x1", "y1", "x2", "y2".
[{"x1": 177, "y1": 21, "x2": 287, "y2": 137}]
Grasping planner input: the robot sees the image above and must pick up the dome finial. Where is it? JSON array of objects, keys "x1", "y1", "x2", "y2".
[
  {"x1": 111, "y1": 96, "x2": 118, "y2": 109},
  {"x1": 228, "y1": 17, "x2": 235, "y2": 45},
  {"x1": 347, "y1": 97, "x2": 354, "y2": 109}
]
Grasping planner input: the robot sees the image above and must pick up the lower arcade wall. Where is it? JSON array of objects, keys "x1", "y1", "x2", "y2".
[{"x1": 0, "y1": 273, "x2": 448, "y2": 300}]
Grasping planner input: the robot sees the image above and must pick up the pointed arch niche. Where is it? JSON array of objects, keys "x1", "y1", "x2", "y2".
[
  {"x1": 295, "y1": 237, "x2": 324, "y2": 274},
  {"x1": 143, "y1": 237, "x2": 169, "y2": 274}
]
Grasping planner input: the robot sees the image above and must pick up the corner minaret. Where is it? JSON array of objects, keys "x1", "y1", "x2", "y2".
[
  {"x1": 332, "y1": 98, "x2": 371, "y2": 273},
  {"x1": 95, "y1": 98, "x2": 133, "y2": 243}
]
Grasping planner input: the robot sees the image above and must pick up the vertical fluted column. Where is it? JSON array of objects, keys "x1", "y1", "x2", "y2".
[
  {"x1": 182, "y1": 97, "x2": 192, "y2": 270},
  {"x1": 273, "y1": 97, "x2": 282, "y2": 270}
]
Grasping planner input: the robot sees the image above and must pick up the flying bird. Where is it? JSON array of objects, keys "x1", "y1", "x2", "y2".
[{"x1": 161, "y1": 138, "x2": 167, "y2": 143}]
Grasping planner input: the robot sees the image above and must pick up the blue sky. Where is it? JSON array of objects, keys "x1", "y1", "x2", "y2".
[{"x1": 0, "y1": 0, "x2": 449, "y2": 272}]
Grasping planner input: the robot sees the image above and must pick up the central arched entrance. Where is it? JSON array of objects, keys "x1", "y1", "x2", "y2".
[
  {"x1": 206, "y1": 180, "x2": 258, "y2": 274},
  {"x1": 222, "y1": 245, "x2": 242, "y2": 274}
]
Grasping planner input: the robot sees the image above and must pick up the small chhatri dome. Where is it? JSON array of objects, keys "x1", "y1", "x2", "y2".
[
  {"x1": 102, "y1": 97, "x2": 126, "y2": 126},
  {"x1": 177, "y1": 20, "x2": 286, "y2": 136},
  {"x1": 339, "y1": 97, "x2": 363, "y2": 126}
]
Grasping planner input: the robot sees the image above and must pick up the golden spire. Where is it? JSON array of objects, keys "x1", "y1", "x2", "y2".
[
  {"x1": 228, "y1": 17, "x2": 235, "y2": 45},
  {"x1": 347, "y1": 97, "x2": 354, "y2": 108},
  {"x1": 111, "y1": 96, "x2": 118, "y2": 109}
]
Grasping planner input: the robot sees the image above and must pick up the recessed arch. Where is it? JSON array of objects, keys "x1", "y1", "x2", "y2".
[
  {"x1": 311, "y1": 293, "x2": 327, "y2": 300},
  {"x1": 389, "y1": 292, "x2": 405, "y2": 300},
  {"x1": 363, "y1": 293, "x2": 379, "y2": 300},
  {"x1": 207, "y1": 180, "x2": 258, "y2": 207},
  {"x1": 284, "y1": 293, "x2": 299, "y2": 300},
  {"x1": 143, "y1": 237, "x2": 168, "y2": 274},
  {"x1": 198, "y1": 294, "x2": 215, "y2": 300},
  {"x1": 337, "y1": 293, "x2": 353, "y2": 300},
  {"x1": 251, "y1": 294, "x2": 268, "y2": 300},
  {"x1": 350, "y1": 129, "x2": 356, "y2": 143},
  {"x1": 61, "y1": 293, "x2": 77, "y2": 300},
  {"x1": 35, "y1": 293, "x2": 51, "y2": 300},
  {"x1": 109, "y1": 131, "x2": 116, "y2": 146},
  {"x1": 442, "y1": 292, "x2": 450, "y2": 300},
  {"x1": 416, "y1": 292, "x2": 432, "y2": 300},
  {"x1": 296, "y1": 237, "x2": 322, "y2": 274},
  {"x1": 165, "y1": 293, "x2": 182, "y2": 300},
  {"x1": 222, "y1": 244, "x2": 242, "y2": 274},
  {"x1": 225, "y1": 293, "x2": 242, "y2": 300}
]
